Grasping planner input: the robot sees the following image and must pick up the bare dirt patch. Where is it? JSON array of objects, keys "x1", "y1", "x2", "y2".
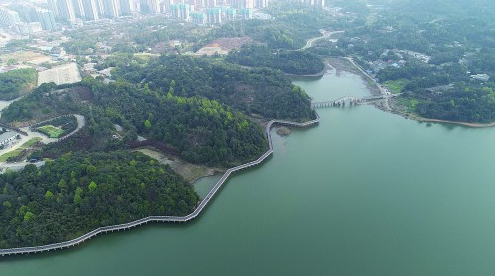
[
  {"x1": 196, "y1": 37, "x2": 253, "y2": 56},
  {"x1": 137, "y1": 148, "x2": 225, "y2": 183},
  {"x1": 276, "y1": 126, "x2": 291, "y2": 136}
]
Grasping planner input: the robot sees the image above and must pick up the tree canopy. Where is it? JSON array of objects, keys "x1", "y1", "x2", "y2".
[
  {"x1": 0, "y1": 68, "x2": 37, "y2": 100},
  {"x1": 0, "y1": 151, "x2": 198, "y2": 249},
  {"x1": 114, "y1": 55, "x2": 315, "y2": 121},
  {"x1": 227, "y1": 44, "x2": 325, "y2": 75}
]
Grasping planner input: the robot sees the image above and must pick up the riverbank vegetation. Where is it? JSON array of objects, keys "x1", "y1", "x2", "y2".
[
  {"x1": 0, "y1": 151, "x2": 198, "y2": 249},
  {"x1": 323, "y1": 0, "x2": 495, "y2": 124}
]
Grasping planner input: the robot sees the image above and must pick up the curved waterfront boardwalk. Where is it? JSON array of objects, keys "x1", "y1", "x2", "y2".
[{"x1": 0, "y1": 112, "x2": 320, "y2": 257}]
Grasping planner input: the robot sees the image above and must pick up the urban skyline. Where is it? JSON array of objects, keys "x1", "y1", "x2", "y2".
[{"x1": 0, "y1": 0, "x2": 329, "y2": 34}]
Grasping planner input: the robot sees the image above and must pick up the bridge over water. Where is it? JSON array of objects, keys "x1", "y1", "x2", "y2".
[
  {"x1": 311, "y1": 95, "x2": 387, "y2": 109},
  {"x1": 0, "y1": 92, "x2": 398, "y2": 256}
]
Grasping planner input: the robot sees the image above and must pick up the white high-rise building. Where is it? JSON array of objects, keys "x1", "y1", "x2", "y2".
[
  {"x1": 206, "y1": 0, "x2": 216, "y2": 7},
  {"x1": 254, "y1": 0, "x2": 267, "y2": 8},
  {"x1": 119, "y1": 0, "x2": 134, "y2": 15},
  {"x1": 102, "y1": 0, "x2": 120, "y2": 17},
  {"x1": 147, "y1": 0, "x2": 160, "y2": 14},
  {"x1": 95, "y1": 0, "x2": 105, "y2": 16},
  {"x1": 314, "y1": 0, "x2": 324, "y2": 7},
  {"x1": 72, "y1": 0, "x2": 86, "y2": 18},
  {"x1": 303, "y1": 0, "x2": 324, "y2": 7},
  {"x1": 48, "y1": 0, "x2": 59, "y2": 16},
  {"x1": 83, "y1": 0, "x2": 100, "y2": 20},
  {"x1": 0, "y1": 7, "x2": 21, "y2": 27},
  {"x1": 161, "y1": 0, "x2": 172, "y2": 13},
  {"x1": 36, "y1": 8, "x2": 57, "y2": 30},
  {"x1": 57, "y1": 0, "x2": 76, "y2": 22},
  {"x1": 232, "y1": 0, "x2": 254, "y2": 9}
]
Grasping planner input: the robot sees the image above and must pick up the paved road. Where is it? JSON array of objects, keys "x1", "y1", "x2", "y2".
[
  {"x1": 300, "y1": 30, "x2": 344, "y2": 51},
  {"x1": 0, "y1": 97, "x2": 23, "y2": 115},
  {"x1": 0, "y1": 161, "x2": 45, "y2": 173},
  {"x1": 0, "y1": 114, "x2": 86, "y2": 172},
  {"x1": 40, "y1": 114, "x2": 86, "y2": 144}
]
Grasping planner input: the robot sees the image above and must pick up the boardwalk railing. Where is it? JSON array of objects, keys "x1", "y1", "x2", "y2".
[
  {"x1": 311, "y1": 94, "x2": 388, "y2": 109},
  {"x1": 0, "y1": 112, "x2": 320, "y2": 257}
]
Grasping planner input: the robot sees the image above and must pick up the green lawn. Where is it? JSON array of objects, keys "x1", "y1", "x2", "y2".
[
  {"x1": 21, "y1": 137, "x2": 42, "y2": 148},
  {"x1": 0, "y1": 138, "x2": 42, "y2": 162},
  {"x1": 384, "y1": 79, "x2": 409, "y2": 94},
  {"x1": 38, "y1": 125, "x2": 64, "y2": 138},
  {"x1": 397, "y1": 97, "x2": 419, "y2": 113},
  {"x1": 0, "y1": 149, "x2": 23, "y2": 162}
]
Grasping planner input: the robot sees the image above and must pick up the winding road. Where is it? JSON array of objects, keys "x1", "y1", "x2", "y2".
[
  {"x1": 0, "y1": 114, "x2": 86, "y2": 173},
  {"x1": 32, "y1": 114, "x2": 86, "y2": 144},
  {"x1": 299, "y1": 30, "x2": 344, "y2": 51}
]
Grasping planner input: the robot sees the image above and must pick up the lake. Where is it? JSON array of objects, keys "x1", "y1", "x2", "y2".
[{"x1": 2, "y1": 69, "x2": 495, "y2": 275}]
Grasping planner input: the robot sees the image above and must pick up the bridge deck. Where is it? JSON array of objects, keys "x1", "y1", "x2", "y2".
[{"x1": 311, "y1": 95, "x2": 387, "y2": 109}]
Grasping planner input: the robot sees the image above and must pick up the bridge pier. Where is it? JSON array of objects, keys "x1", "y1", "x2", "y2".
[{"x1": 312, "y1": 95, "x2": 383, "y2": 109}]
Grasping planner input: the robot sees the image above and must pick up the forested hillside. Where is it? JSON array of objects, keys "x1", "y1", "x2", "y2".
[
  {"x1": 0, "y1": 50, "x2": 318, "y2": 249},
  {"x1": 114, "y1": 55, "x2": 315, "y2": 121},
  {"x1": 0, "y1": 151, "x2": 198, "y2": 249},
  {"x1": 226, "y1": 44, "x2": 325, "y2": 75},
  {"x1": 87, "y1": 79, "x2": 268, "y2": 166},
  {"x1": 2, "y1": 55, "x2": 316, "y2": 166}
]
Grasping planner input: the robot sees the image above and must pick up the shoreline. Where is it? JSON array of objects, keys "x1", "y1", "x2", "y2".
[
  {"x1": 328, "y1": 57, "x2": 495, "y2": 128},
  {"x1": 137, "y1": 148, "x2": 225, "y2": 184},
  {"x1": 0, "y1": 114, "x2": 321, "y2": 256},
  {"x1": 327, "y1": 57, "x2": 383, "y2": 97},
  {"x1": 400, "y1": 113, "x2": 495, "y2": 128},
  {"x1": 285, "y1": 62, "x2": 331, "y2": 78}
]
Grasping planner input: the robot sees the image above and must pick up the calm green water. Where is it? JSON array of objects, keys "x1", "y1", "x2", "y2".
[{"x1": 3, "y1": 70, "x2": 495, "y2": 275}]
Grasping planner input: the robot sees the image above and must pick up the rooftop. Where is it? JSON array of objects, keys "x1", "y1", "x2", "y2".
[{"x1": 0, "y1": 131, "x2": 16, "y2": 142}]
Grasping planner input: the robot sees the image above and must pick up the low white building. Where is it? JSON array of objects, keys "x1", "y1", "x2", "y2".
[
  {"x1": 0, "y1": 132, "x2": 17, "y2": 146},
  {"x1": 470, "y1": 74, "x2": 490, "y2": 82}
]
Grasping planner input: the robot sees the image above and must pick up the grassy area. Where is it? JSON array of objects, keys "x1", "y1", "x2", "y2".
[
  {"x1": 384, "y1": 79, "x2": 409, "y2": 94},
  {"x1": 21, "y1": 137, "x2": 42, "y2": 148},
  {"x1": 0, "y1": 149, "x2": 22, "y2": 162},
  {"x1": 133, "y1": 53, "x2": 158, "y2": 63},
  {"x1": 0, "y1": 138, "x2": 42, "y2": 162},
  {"x1": 38, "y1": 125, "x2": 64, "y2": 138},
  {"x1": 397, "y1": 97, "x2": 419, "y2": 113}
]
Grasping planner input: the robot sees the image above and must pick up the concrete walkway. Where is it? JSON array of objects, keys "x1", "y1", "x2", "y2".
[{"x1": 0, "y1": 114, "x2": 86, "y2": 171}]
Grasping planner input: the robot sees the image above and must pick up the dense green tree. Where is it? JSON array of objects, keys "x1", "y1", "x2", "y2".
[
  {"x1": 226, "y1": 44, "x2": 325, "y2": 75},
  {"x1": 0, "y1": 69, "x2": 37, "y2": 100},
  {"x1": 0, "y1": 151, "x2": 198, "y2": 249},
  {"x1": 114, "y1": 55, "x2": 315, "y2": 122}
]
